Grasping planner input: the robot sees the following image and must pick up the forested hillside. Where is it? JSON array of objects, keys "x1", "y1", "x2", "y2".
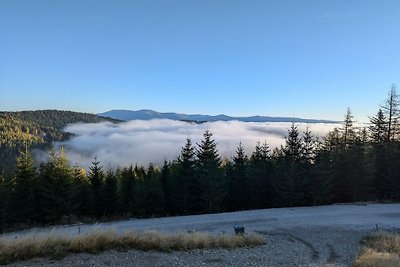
[
  {"x1": 0, "y1": 87, "x2": 399, "y2": 232},
  {"x1": 0, "y1": 110, "x2": 120, "y2": 175}
]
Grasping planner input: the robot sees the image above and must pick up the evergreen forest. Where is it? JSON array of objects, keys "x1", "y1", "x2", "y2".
[{"x1": 0, "y1": 87, "x2": 399, "y2": 232}]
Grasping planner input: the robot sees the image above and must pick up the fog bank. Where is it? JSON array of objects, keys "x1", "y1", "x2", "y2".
[{"x1": 49, "y1": 120, "x2": 337, "y2": 169}]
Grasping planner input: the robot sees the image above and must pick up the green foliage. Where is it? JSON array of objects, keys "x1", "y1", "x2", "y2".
[
  {"x1": 3, "y1": 91, "x2": 400, "y2": 231},
  {"x1": 88, "y1": 158, "x2": 105, "y2": 217},
  {"x1": 37, "y1": 150, "x2": 74, "y2": 222},
  {"x1": 10, "y1": 147, "x2": 37, "y2": 224},
  {"x1": 196, "y1": 130, "x2": 225, "y2": 213},
  {"x1": 0, "y1": 110, "x2": 120, "y2": 175}
]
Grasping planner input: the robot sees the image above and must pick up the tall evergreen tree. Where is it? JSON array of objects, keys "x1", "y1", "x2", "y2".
[
  {"x1": 249, "y1": 141, "x2": 272, "y2": 208},
  {"x1": 88, "y1": 158, "x2": 105, "y2": 217},
  {"x1": 140, "y1": 164, "x2": 165, "y2": 216},
  {"x1": 70, "y1": 166, "x2": 92, "y2": 216},
  {"x1": 196, "y1": 130, "x2": 224, "y2": 213},
  {"x1": 275, "y1": 124, "x2": 306, "y2": 206},
  {"x1": 159, "y1": 161, "x2": 173, "y2": 214},
  {"x1": 37, "y1": 148, "x2": 74, "y2": 222},
  {"x1": 117, "y1": 165, "x2": 136, "y2": 215},
  {"x1": 381, "y1": 84, "x2": 400, "y2": 143},
  {"x1": 178, "y1": 138, "x2": 198, "y2": 214},
  {"x1": 102, "y1": 170, "x2": 118, "y2": 216},
  {"x1": 342, "y1": 108, "x2": 355, "y2": 146},
  {"x1": 11, "y1": 146, "x2": 36, "y2": 224},
  {"x1": 370, "y1": 109, "x2": 387, "y2": 144},
  {"x1": 227, "y1": 142, "x2": 249, "y2": 210},
  {"x1": 0, "y1": 174, "x2": 8, "y2": 232}
]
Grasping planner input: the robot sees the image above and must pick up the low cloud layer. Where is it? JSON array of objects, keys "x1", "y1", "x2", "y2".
[{"x1": 48, "y1": 120, "x2": 338, "y2": 169}]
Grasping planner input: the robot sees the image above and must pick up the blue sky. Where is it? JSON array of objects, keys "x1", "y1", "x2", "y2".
[{"x1": 0, "y1": 0, "x2": 399, "y2": 121}]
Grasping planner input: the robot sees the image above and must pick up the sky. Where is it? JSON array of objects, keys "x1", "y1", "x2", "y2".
[{"x1": 1, "y1": 0, "x2": 400, "y2": 121}]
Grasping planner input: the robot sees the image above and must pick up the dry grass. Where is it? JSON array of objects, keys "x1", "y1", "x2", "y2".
[
  {"x1": 0, "y1": 230, "x2": 264, "y2": 265},
  {"x1": 354, "y1": 231, "x2": 400, "y2": 267}
]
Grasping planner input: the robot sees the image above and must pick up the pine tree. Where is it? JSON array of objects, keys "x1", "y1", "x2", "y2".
[
  {"x1": 228, "y1": 142, "x2": 249, "y2": 210},
  {"x1": 249, "y1": 141, "x2": 272, "y2": 208},
  {"x1": 300, "y1": 127, "x2": 317, "y2": 205},
  {"x1": 284, "y1": 123, "x2": 302, "y2": 161},
  {"x1": 37, "y1": 148, "x2": 74, "y2": 222},
  {"x1": 140, "y1": 164, "x2": 165, "y2": 216},
  {"x1": 342, "y1": 108, "x2": 355, "y2": 147},
  {"x1": 159, "y1": 161, "x2": 173, "y2": 214},
  {"x1": 102, "y1": 170, "x2": 118, "y2": 216},
  {"x1": 178, "y1": 138, "x2": 198, "y2": 214},
  {"x1": 0, "y1": 174, "x2": 8, "y2": 232},
  {"x1": 196, "y1": 130, "x2": 224, "y2": 213},
  {"x1": 117, "y1": 165, "x2": 136, "y2": 215},
  {"x1": 369, "y1": 109, "x2": 387, "y2": 144},
  {"x1": 70, "y1": 166, "x2": 92, "y2": 216},
  {"x1": 381, "y1": 84, "x2": 400, "y2": 143},
  {"x1": 88, "y1": 158, "x2": 105, "y2": 217},
  {"x1": 11, "y1": 146, "x2": 36, "y2": 224},
  {"x1": 275, "y1": 124, "x2": 306, "y2": 206}
]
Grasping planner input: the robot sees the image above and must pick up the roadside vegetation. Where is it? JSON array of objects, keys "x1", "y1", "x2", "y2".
[
  {"x1": 354, "y1": 231, "x2": 400, "y2": 267},
  {"x1": 0, "y1": 230, "x2": 264, "y2": 265}
]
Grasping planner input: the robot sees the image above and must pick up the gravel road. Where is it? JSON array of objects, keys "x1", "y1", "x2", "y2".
[{"x1": 4, "y1": 203, "x2": 400, "y2": 266}]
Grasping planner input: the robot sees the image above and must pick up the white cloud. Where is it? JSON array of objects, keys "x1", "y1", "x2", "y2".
[{"x1": 46, "y1": 120, "x2": 338, "y2": 169}]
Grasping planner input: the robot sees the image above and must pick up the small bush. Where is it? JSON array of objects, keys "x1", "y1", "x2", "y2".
[{"x1": 354, "y1": 231, "x2": 400, "y2": 267}]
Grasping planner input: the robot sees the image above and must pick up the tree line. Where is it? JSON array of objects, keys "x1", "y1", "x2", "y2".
[{"x1": 0, "y1": 85, "x2": 399, "y2": 232}]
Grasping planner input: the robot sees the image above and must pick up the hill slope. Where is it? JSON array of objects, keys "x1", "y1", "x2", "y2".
[
  {"x1": 0, "y1": 110, "x2": 121, "y2": 175},
  {"x1": 99, "y1": 109, "x2": 337, "y2": 124}
]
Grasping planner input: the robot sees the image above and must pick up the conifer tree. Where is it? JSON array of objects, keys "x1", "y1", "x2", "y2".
[
  {"x1": 11, "y1": 146, "x2": 36, "y2": 223},
  {"x1": 178, "y1": 138, "x2": 198, "y2": 214},
  {"x1": 249, "y1": 141, "x2": 272, "y2": 208},
  {"x1": 228, "y1": 142, "x2": 249, "y2": 210},
  {"x1": 117, "y1": 165, "x2": 136, "y2": 215},
  {"x1": 342, "y1": 108, "x2": 355, "y2": 147},
  {"x1": 71, "y1": 166, "x2": 92, "y2": 216},
  {"x1": 102, "y1": 170, "x2": 118, "y2": 216},
  {"x1": 88, "y1": 158, "x2": 105, "y2": 217},
  {"x1": 381, "y1": 84, "x2": 400, "y2": 143},
  {"x1": 196, "y1": 130, "x2": 224, "y2": 212},
  {"x1": 0, "y1": 174, "x2": 8, "y2": 231},
  {"x1": 140, "y1": 164, "x2": 165, "y2": 216},
  {"x1": 37, "y1": 148, "x2": 74, "y2": 222},
  {"x1": 159, "y1": 161, "x2": 173, "y2": 214},
  {"x1": 276, "y1": 124, "x2": 306, "y2": 206},
  {"x1": 370, "y1": 109, "x2": 387, "y2": 144}
]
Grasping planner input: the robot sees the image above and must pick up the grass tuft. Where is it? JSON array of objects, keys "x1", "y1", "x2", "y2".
[
  {"x1": 0, "y1": 230, "x2": 264, "y2": 265},
  {"x1": 354, "y1": 231, "x2": 400, "y2": 267}
]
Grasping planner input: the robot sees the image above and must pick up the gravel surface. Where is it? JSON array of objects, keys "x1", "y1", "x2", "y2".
[{"x1": 4, "y1": 203, "x2": 400, "y2": 266}]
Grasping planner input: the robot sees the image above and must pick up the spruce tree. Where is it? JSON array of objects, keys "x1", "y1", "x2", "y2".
[
  {"x1": 228, "y1": 142, "x2": 249, "y2": 210},
  {"x1": 276, "y1": 123, "x2": 306, "y2": 206},
  {"x1": 381, "y1": 84, "x2": 400, "y2": 143},
  {"x1": 102, "y1": 170, "x2": 118, "y2": 216},
  {"x1": 342, "y1": 108, "x2": 355, "y2": 147},
  {"x1": 178, "y1": 138, "x2": 198, "y2": 214},
  {"x1": 70, "y1": 166, "x2": 92, "y2": 216},
  {"x1": 196, "y1": 130, "x2": 224, "y2": 213},
  {"x1": 88, "y1": 158, "x2": 105, "y2": 217},
  {"x1": 37, "y1": 148, "x2": 74, "y2": 222},
  {"x1": 11, "y1": 146, "x2": 36, "y2": 224},
  {"x1": 370, "y1": 109, "x2": 387, "y2": 144},
  {"x1": 249, "y1": 141, "x2": 272, "y2": 208},
  {"x1": 0, "y1": 174, "x2": 8, "y2": 231},
  {"x1": 140, "y1": 164, "x2": 165, "y2": 216},
  {"x1": 117, "y1": 165, "x2": 136, "y2": 215}
]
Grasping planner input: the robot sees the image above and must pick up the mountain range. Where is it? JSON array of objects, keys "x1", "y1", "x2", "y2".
[{"x1": 98, "y1": 109, "x2": 337, "y2": 124}]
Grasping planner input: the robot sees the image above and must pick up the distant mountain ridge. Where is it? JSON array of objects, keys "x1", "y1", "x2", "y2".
[{"x1": 98, "y1": 109, "x2": 338, "y2": 124}]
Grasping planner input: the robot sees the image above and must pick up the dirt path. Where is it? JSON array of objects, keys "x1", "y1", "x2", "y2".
[{"x1": 4, "y1": 203, "x2": 400, "y2": 266}]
